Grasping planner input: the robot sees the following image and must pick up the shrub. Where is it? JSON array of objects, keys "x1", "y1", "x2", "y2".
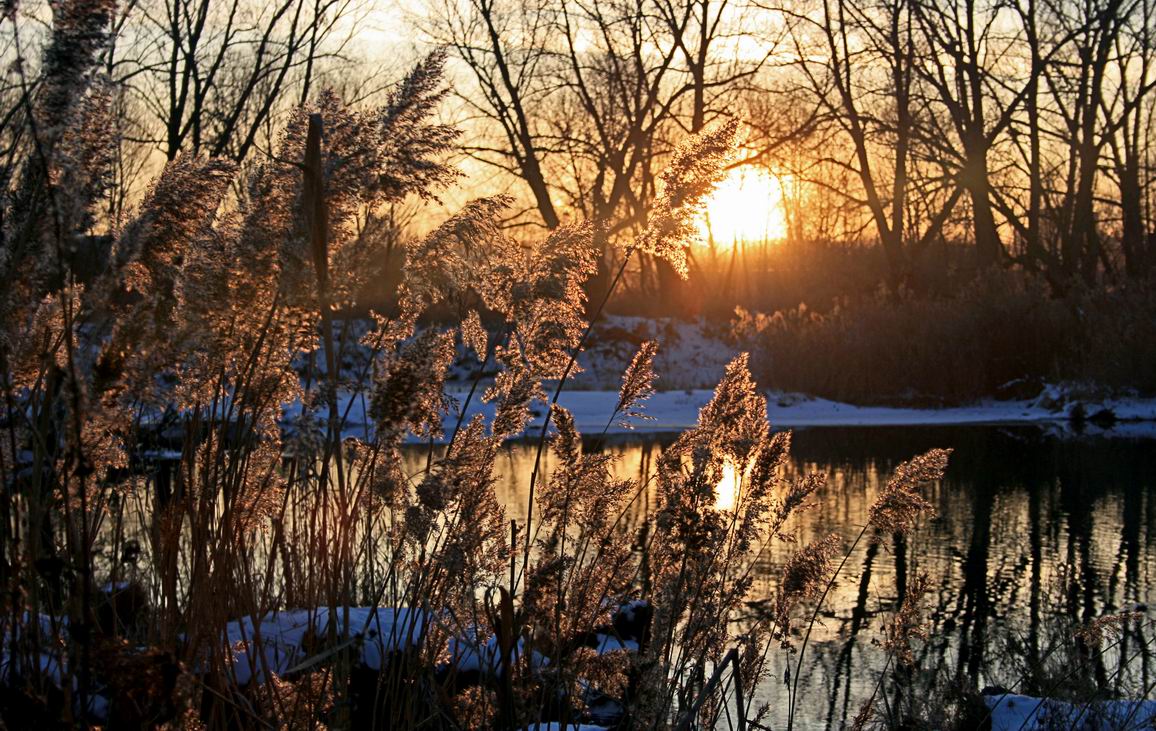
[{"x1": 734, "y1": 269, "x2": 1156, "y2": 405}]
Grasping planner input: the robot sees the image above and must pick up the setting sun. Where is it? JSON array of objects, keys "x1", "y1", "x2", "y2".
[{"x1": 699, "y1": 167, "x2": 789, "y2": 244}]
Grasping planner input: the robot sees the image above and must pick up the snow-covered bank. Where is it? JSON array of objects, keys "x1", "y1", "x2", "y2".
[
  {"x1": 4, "y1": 598, "x2": 650, "y2": 725},
  {"x1": 565, "y1": 315, "x2": 736, "y2": 391},
  {"x1": 284, "y1": 386, "x2": 1156, "y2": 444},
  {"x1": 476, "y1": 387, "x2": 1156, "y2": 433},
  {"x1": 278, "y1": 315, "x2": 1156, "y2": 441},
  {"x1": 986, "y1": 692, "x2": 1156, "y2": 730},
  {"x1": 762, "y1": 389, "x2": 1156, "y2": 432}
]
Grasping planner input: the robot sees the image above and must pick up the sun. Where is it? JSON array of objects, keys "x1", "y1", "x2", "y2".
[{"x1": 699, "y1": 167, "x2": 789, "y2": 244}]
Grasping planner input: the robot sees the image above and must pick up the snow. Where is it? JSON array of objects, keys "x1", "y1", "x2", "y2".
[
  {"x1": 761, "y1": 391, "x2": 1156, "y2": 431},
  {"x1": 0, "y1": 646, "x2": 66, "y2": 683},
  {"x1": 276, "y1": 313, "x2": 1156, "y2": 439},
  {"x1": 277, "y1": 385, "x2": 1156, "y2": 445},
  {"x1": 299, "y1": 315, "x2": 733, "y2": 391},
  {"x1": 986, "y1": 692, "x2": 1156, "y2": 731},
  {"x1": 592, "y1": 633, "x2": 638, "y2": 653},
  {"x1": 617, "y1": 599, "x2": 648, "y2": 618},
  {"x1": 449, "y1": 630, "x2": 520, "y2": 674},
  {"x1": 0, "y1": 612, "x2": 69, "y2": 682},
  {"x1": 0, "y1": 613, "x2": 108, "y2": 720},
  {"x1": 566, "y1": 315, "x2": 736, "y2": 391},
  {"x1": 445, "y1": 627, "x2": 552, "y2": 675},
  {"x1": 220, "y1": 607, "x2": 427, "y2": 685}
]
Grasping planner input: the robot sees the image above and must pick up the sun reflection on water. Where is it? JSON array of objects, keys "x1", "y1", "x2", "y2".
[{"x1": 716, "y1": 460, "x2": 740, "y2": 511}]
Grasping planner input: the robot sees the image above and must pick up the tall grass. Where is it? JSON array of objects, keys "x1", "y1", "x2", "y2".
[
  {"x1": 0, "y1": 12, "x2": 932, "y2": 726},
  {"x1": 6, "y1": 4, "x2": 1125, "y2": 730}
]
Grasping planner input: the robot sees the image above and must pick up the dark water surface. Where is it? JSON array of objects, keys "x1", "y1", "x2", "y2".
[{"x1": 405, "y1": 425, "x2": 1156, "y2": 728}]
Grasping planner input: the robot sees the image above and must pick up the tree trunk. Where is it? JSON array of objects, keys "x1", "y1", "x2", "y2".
[
  {"x1": 1120, "y1": 159, "x2": 1147, "y2": 277},
  {"x1": 961, "y1": 140, "x2": 1001, "y2": 269}
]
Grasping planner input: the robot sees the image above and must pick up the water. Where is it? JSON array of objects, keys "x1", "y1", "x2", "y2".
[{"x1": 404, "y1": 425, "x2": 1156, "y2": 728}]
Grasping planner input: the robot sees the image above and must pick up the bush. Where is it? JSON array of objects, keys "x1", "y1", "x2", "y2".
[{"x1": 735, "y1": 269, "x2": 1156, "y2": 405}]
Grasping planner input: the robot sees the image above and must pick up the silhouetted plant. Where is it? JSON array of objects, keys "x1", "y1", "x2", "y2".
[{"x1": 0, "y1": 7, "x2": 968, "y2": 729}]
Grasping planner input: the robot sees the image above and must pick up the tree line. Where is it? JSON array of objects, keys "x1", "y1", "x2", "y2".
[{"x1": 3, "y1": 0, "x2": 1154, "y2": 299}]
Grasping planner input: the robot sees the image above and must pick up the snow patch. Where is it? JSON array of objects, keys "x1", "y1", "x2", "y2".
[
  {"x1": 986, "y1": 692, "x2": 1156, "y2": 731},
  {"x1": 568, "y1": 315, "x2": 738, "y2": 391},
  {"x1": 446, "y1": 628, "x2": 549, "y2": 675},
  {"x1": 592, "y1": 634, "x2": 638, "y2": 653},
  {"x1": 221, "y1": 607, "x2": 427, "y2": 685}
]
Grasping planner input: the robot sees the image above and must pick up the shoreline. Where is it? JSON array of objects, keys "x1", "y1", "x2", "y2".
[{"x1": 395, "y1": 386, "x2": 1156, "y2": 441}]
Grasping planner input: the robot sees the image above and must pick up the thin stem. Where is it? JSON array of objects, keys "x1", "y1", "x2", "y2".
[
  {"x1": 520, "y1": 246, "x2": 636, "y2": 588},
  {"x1": 788, "y1": 523, "x2": 870, "y2": 731}
]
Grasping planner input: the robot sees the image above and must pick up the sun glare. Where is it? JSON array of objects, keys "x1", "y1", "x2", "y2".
[
  {"x1": 716, "y1": 461, "x2": 740, "y2": 511},
  {"x1": 699, "y1": 167, "x2": 788, "y2": 244}
]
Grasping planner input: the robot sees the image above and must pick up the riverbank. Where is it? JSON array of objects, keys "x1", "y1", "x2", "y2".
[{"x1": 277, "y1": 383, "x2": 1156, "y2": 445}]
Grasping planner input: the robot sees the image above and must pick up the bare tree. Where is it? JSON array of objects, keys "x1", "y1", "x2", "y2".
[
  {"x1": 433, "y1": 0, "x2": 774, "y2": 312},
  {"x1": 423, "y1": 0, "x2": 561, "y2": 228},
  {"x1": 116, "y1": 0, "x2": 364, "y2": 163},
  {"x1": 1103, "y1": 0, "x2": 1156, "y2": 277},
  {"x1": 908, "y1": 0, "x2": 1011, "y2": 269},
  {"x1": 1041, "y1": 0, "x2": 1132, "y2": 282},
  {"x1": 774, "y1": 0, "x2": 964, "y2": 287}
]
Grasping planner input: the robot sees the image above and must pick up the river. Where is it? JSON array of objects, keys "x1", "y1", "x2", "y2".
[{"x1": 403, "y1": 424, "x2": 1156, "y2": 728}]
